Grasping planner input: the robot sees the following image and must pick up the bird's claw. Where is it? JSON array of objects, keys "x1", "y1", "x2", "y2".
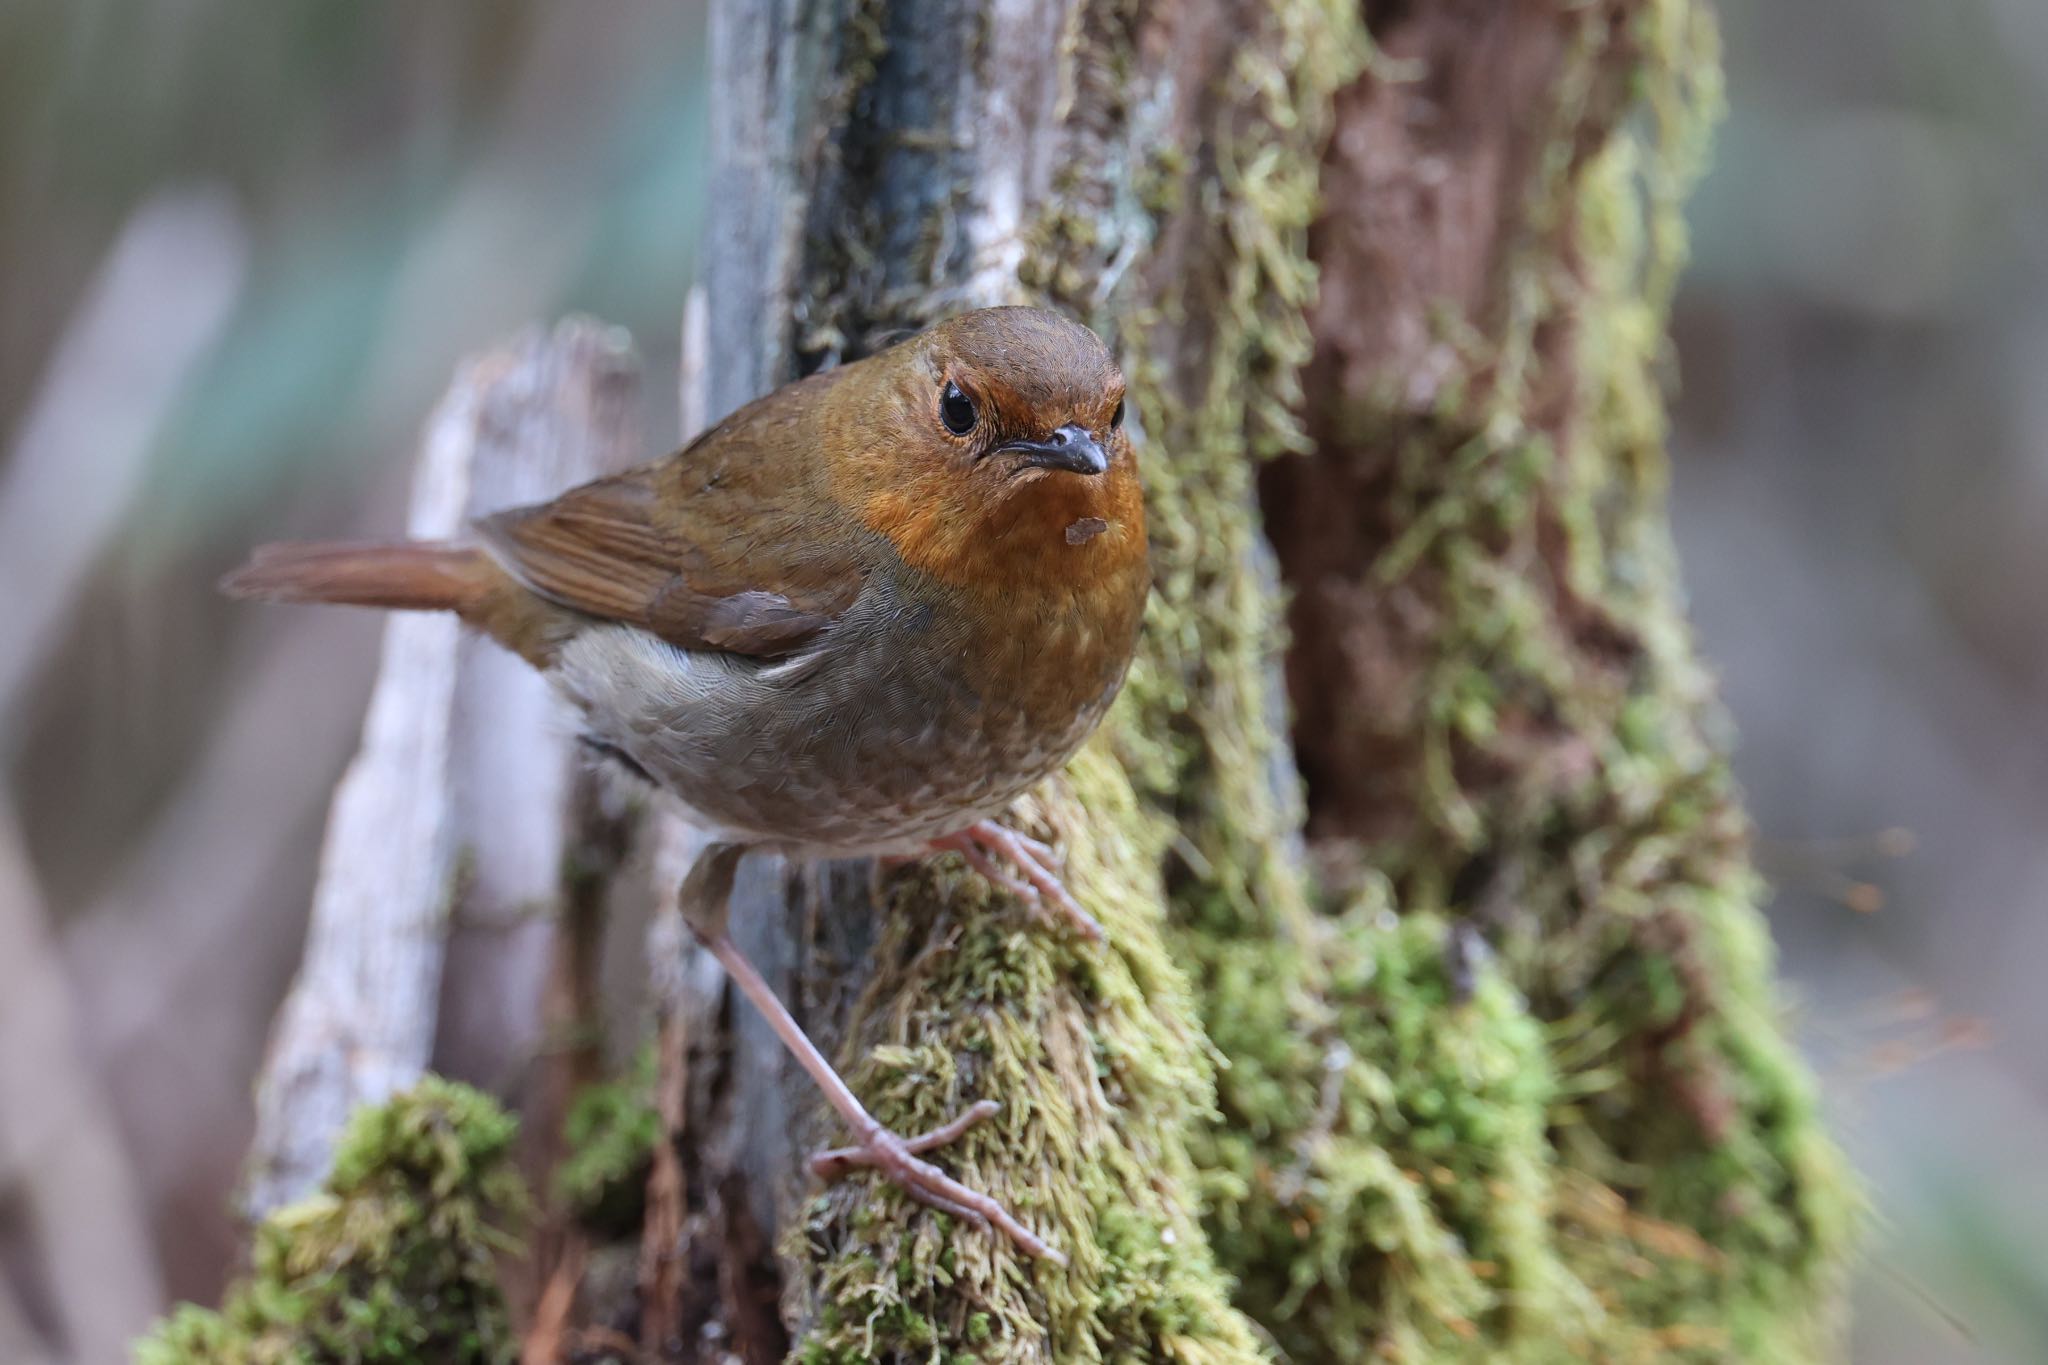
[
  {"x1": 929, "y1": 820, "x2": 1105, "y2": 942},
  {"x1": 807, "y1": 1100, "x2": 1066, "y2": 1264}
]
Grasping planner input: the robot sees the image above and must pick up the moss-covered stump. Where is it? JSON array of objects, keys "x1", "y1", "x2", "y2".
[
  {"x1": 1234, "y1": 0, "x2": 1860, "y2": 1360},
  {"x1": 137, "y1": 1078, "x2": 527, "y2": 1365},
  {"x1": 687, "y1": 0, "x2": 1855, "y2": 1359}
]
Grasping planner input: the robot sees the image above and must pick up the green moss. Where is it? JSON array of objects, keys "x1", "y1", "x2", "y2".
[
  {"x1": 554, "y1": 1046, "x2": 661, "y2": 1234},
  {"x1": 786, "y1": 749, "x2": 1264, "y2": 1363},
  {"x1": 1102, "y1": 0, "x2": 1369, "y2": 950},
  {"x1": 136, "y1": 1078, "x2": 527, "y2": 1365},
  {"x1": 1200, "y1": 907, "x2": 1594, "y2": 1362},
  {"x1": 1390, "y1": 7, "x2": 1857, "y2": 1352}
]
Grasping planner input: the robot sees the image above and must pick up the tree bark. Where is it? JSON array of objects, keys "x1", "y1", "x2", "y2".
[{"x1": 1243, "y1": 3, "x2": 1861, "y2": 1360}]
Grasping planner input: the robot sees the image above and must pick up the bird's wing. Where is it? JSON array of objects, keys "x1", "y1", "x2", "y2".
[{"x1": 474, "y1": 388, "x2": 868, "y2": 658}]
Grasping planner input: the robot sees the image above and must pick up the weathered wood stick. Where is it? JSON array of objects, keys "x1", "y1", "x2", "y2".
[{"x1": 243, "y1": 319, "x2": 640, "y2": 1216}]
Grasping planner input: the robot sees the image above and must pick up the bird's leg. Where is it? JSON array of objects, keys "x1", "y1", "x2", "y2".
[
  {"x1": 678, "y1": 842, "x2": 1065, "y2": 1265},
  {"x1": 927, "y1": 820, "x2": 1105, "y2": 942}
]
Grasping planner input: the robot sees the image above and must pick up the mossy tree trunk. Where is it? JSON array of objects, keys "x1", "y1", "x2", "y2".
[
  {"x1": 667, "y1": 1, "x2": 1853, "y2": 1363},
  {"x1": 1246, "y1": 3, "x2": 1861, "y2": 1360},
  {"x1": 670, "y1": 2, "x2": 1348, "y2": 1359}
]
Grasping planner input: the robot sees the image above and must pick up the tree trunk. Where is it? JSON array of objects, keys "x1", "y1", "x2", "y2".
[
  {"x1": 669, "y1": 2, "x2": 1350, "y2": 1358},
  {"x1": 1250, "y1": 3, "x2": 1861, "y2": 1360},
  {"x1": 671, "y1": 1, "x2": 1854, "y2": 1362}
]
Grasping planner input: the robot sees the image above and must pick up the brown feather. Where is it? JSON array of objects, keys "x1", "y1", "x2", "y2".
[
  {"x1": 220, "y1": 541, "x2": 493, "y2": 613},
  {"x1": 474, "y1": 368, "x2": 871, "y2": 657},
  {"x1": 221, "y1": 539, "x2": 577, "y2": 666},
  {"x1": 225, "y1": 306, "x2": 1142, "y2": 692}
]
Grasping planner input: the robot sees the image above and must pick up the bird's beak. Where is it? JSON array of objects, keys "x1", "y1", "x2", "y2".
[{"x1": 1000, "y1": 423, "x2": 1108, "y2": 476}]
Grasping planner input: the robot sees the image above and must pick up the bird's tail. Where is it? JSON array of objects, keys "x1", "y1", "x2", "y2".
[{"x1": 220, "y1": 540, "x2": 496, "y2": 615}]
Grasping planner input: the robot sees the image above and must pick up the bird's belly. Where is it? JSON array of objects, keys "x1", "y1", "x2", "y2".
[{"x1": 550, "y1": 625, "x2": 1106, "y2": 854}]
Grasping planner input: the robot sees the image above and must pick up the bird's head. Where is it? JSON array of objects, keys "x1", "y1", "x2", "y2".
[{"x1": 829, "y1": 306, "x2": 1147, "y2": 596}]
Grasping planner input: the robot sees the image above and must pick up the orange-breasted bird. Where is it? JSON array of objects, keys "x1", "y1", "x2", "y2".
[{"x1": 223, "y1": 306, "x2": 1148, "y2": 1263}]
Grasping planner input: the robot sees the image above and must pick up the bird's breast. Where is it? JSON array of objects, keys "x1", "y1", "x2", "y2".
[{"x1": 552, "y1": 561, "x2": 1142, "y2": 855}]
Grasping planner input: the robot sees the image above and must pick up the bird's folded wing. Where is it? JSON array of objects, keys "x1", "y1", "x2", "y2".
[{"x1": 474, "y1": 454, "x2": 867, "y2": 658}]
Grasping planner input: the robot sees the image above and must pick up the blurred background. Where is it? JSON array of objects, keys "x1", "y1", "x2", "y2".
[{"x1": 0, "y1": 1, "x2": 2040, "y2": 1361}]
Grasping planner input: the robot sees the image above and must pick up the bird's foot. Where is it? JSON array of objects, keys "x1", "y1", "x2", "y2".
[
  {"x1": 809, "y1": 1099, "x2": 1065, "y2": 1264},
  {"x1": 928, "y1": 820, "x2": 1104, "y2": 942}
]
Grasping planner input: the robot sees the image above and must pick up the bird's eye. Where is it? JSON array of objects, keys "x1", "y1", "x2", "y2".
[
  {"x1": 1111, "y1": 397, "x2": 1126, "y2": 430},
  {"x1": 940, "y1": 381, "x2": 977, "y2": 436}
]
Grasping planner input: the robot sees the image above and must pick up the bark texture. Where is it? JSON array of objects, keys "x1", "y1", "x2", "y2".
[{"x1": 1252, "y1": 4, "x2": 1861, "y2": 1358}]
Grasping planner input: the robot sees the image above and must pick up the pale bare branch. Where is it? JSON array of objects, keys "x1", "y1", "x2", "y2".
[{"x1": 243, "y1": 320, "x2": 640, "y2": 1216}]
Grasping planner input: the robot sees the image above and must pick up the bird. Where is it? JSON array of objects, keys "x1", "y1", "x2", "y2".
[{"x1": 223, "y1": 305, "x2": 1149, "y2": 1264}]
